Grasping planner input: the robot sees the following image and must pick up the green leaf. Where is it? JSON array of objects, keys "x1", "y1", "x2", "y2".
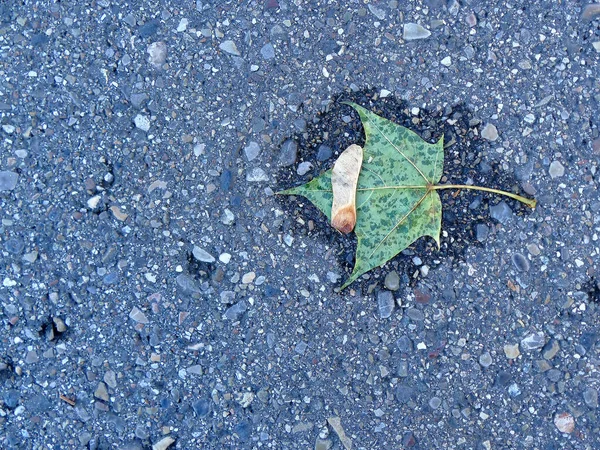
[{"x1": 280, "y1": 102, "x2": 535, "y2": 289}]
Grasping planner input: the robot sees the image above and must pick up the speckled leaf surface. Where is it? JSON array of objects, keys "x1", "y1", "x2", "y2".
[{"x1": 281, "y1": 103, "x2": 444, "y2": 289}]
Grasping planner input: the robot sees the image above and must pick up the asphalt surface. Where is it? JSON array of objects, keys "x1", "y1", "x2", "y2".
[{"x1": 1, "y1": 1, "x2": 599, "y2": 449}]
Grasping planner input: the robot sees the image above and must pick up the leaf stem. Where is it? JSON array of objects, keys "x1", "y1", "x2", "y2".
[{"x1": 431, "y1": 184, "x2": 536, "y2": 208}]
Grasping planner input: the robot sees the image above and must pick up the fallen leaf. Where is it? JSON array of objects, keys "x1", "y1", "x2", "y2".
[
  {"x1": 279, "y1": 103, "x2": 535, "y2": 289},
  {"x1": 331, "y1": 144, "x2": 363, "y2": 233}
]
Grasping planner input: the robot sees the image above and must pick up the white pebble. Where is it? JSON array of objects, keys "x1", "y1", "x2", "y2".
[
  {"x1": 176, "y1": 18, "x2": 188, "y2": 32},
  {"x1": 134, "y1": 114, "x2": 150, "y2": 132},
  {"x1": 549, "y1": 160, "x2": 565, "y2": 179},
  {"x1": 87, "y1": 195, "x2": 101, "y2": 210},
  {"x1": 441, "y1": 56, "x2": 452, "y2": 67},
  {"x1": 481, "y1": 123, "x2": 498, "y2": 141},
  {"x1": 193, "y1": 246, "x2": 215, "y2": 263},
  {"x1": 219, "y1": 253, "x2": 232, "y2": 264},
  {"x1": 296, "y1": 161, "x2": 313, "y2": 176}
]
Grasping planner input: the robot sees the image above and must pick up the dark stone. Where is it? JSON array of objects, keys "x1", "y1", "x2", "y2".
[
  {"x1": 138, "y1": 20, "x2": 160, "y2": 38},
  {"x1": 30, "y1": 33, "x2": 49, "y2": 46},
  {"x1": 489, "y1": 201, "x2": 513, "y2": 225},
  {"x1": 402, "y1": 431, "x2": 417, "y2": 448},
  {"x1": 233, "y1": 420, "x2": 251, "y2": 441},
  {"x1": 546, "y1": 369, "x2": 562, "y2": 382},
  {"x1": 220, "y1": 169, "x2": 233, "y2": 191},
  {"x1": 396, "y1": 335, "x2": 413, "y2": 353},
  {"x1": 511, "y1": 253, "x2": 530, "y2": 272},
  {"x1": 580, "y1": 332, "x2": 597, "y2": 352},
  {"x1": 316, "y1": 145, "x2": 332, "y2": 161},
  {"x1": 5, "y1": 238, "x2": 24, "y2": 255},
  {"x1": 192, "y1": 399, "x2": 210, "y2": 417},
  {"x1": 395, "y1": 385, "x2": 415, "y2": 403},
  {"x1": 495, "y1": 371, "x2": 512, "y2": 387},
  {"x1": 26, "y1": 394, "x2": 51, "y2": 413},
  {"x1": 475, "y1": 223, "x2": 489, "y2": 242},
  {"x1": 224, "y1": 301, "x2": 247, "y2": 321},
  {"x1": 3, "y1": 389, "x2": 20, "y2": 409},
  {"x1": 293, "y1": 118, "x2": 307, "y2": 132},
  {"x1": 377, "y1": 291, "x2": 395, "y2": 319},
  {"x1": 278, "y1": 140, "x2": 298, "y2": 167},
  {"x1": 103, "y1": 272, "x2": 119, "y2": 285},
  {"x1": 130, "y1": 93, "x2": 149, "y2": 108}
]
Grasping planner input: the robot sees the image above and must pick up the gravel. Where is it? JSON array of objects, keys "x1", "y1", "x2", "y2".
[{"x1": 2, "y1": 1, "x2": 599, "y2": 449}]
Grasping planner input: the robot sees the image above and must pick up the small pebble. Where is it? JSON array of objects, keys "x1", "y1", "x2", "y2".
[
  {"x1": 384, "y1": 271, "x2": 400, "y2": 291},
  {"x1": 94, "y1": 382, "x2": 109, "y2": 401},
  {"x1": 479, "y1": 352, "x2": 493, "y2": 368},
  {"x1": 25, "y1": 350, "x2": 39, "y2": 364},
  {"x1": 583, "y1": 388, "x2": 598, "y2": 408},
  {"x1": 5, "y1": 238, "x2": 25, "y2": 255},
  {"x1": 219, "y1": 40, "x2": 241, "y2": 56},
  {"x1": 429, "y1": 397, "x2": 442, "y2": 409},
  {"x1": 521, "y1": 332, "x2": 545, "y2": 350},
  {"x1": 246, "y1": 168, "x2": 269, "y2": 182},
  {"x1": 316, "y1": 145, "x2": 332, "y2": 161},
  {"x1": 147, "y1": 41, "x2": 167, "y2": 67},
  {"x1": 403, "y1": 23, "x2": 431, "y2": 41},
  {"x1": 481, "y1": 123, "x2": 499, "y2": 141},
  {"x1": 503, "y1": 343, "x2": 520, "y2": 359},
  {"x1": 406, "y1": 308, "x2": 424, "y2": 321},
  {"x1": 242, "y1": 272, "x2": 256, "y2": 284},
  {"x1": 465, "y1": 12, "x2": 477, "y2": 27},
  {"x1": 53, "y1": 317, "x2": 67, "y2": 332},
  {"x1": 475, "y1": 223, "x2": 489, "y2": 242},
  {"x1": 176, "y1": 18, "x2": 188, "y2": 32},
  {"x1": 377, "y1": 291, "x2": 395, "y2": 319},
  {"x1": 104, "y1": 370, "x2": 117, "y2": 389},
  {"x1": 192, "y1": 399, "x2": 210, "y2": 417},
  {"x1": 220, "y1": 291, "x2": 236, "y2": 304},
  {"x1": 440, "y1": 56, "x2": 451, "y2": 67},
  {"x1": 152, "y1": 436, "x2": 175, "y2": 450},
  {"x1": 129, "y1": 307, "x2": 149, "y2": 324},
  {"x1": 542, "y1": 339, "x2": 560, "y2": 359},
  {"x1": 581, "y1": 4, "x2": 600, "y2": 21},
  {"x1": 0, "y1": 171, "x2": 19, "y2": 191},
  {"x1": 278, "y1": 140, "x2": 298, "y2": 167},
  {"x1": 508, "y1": 383, "x2": 521, "y2": 397},
  {"x1": 221, "y1": 209, "x2": 235, "y2": 225},
  {"x1": 554, "y1": 412, "x2": 575, "y2": 433},
  {"x1": 244, "y1": 142, "x2": 260, "y2": 161},
  {"x1": 511, "y1": 253, "x2": 530, "y2": 272},
  {"x1": 134, "y1": 114, "x2": 150, "y2": 132},
  {"x1": 224, "y1": 301, "x2": 247, "y2": 321},
  {"x1": 176, "y1": 274, "x2": 200, "y2": 294},
  {"x1": 527, "y1": 243, "x2": 541, "y2": 256},
  {"x1": 3, "y1": 389, "x2": 20, "y2": 409},
  {"x1": 260, "y1": 43, "x2": 275, "y2": 60},
  {"x1": 295, "y1": 341, "x2": 308, "y2": 355},
  {"x1": 489, "y1": 201, "x2": 513, "y2": 225},
  {"x1": 297, "y1": 161, "x2": 313, "y2": 176},
  {"x1": 193, "y1": 246, "x2": 215, "y2": 263},
  {"x1": 368, "y1": 4, "x2": 386, "y2": 20},
  {"x1": 2, "y1": 124, "x2": 15, "y2": 134},
  {"x1": 549, "y1": 161, "x2": 565, "y2": 179}
]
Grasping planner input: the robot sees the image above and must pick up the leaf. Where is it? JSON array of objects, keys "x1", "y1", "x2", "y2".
[
  {"x1": 280, "y1": 102, "x2": 443, "y2": 288},
  {"x1": 331, "y1": 144, "x2": 363, "y2": 233},
  {"x1": 279, "y1": 102, "x2": 536, "y2": 289}
]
